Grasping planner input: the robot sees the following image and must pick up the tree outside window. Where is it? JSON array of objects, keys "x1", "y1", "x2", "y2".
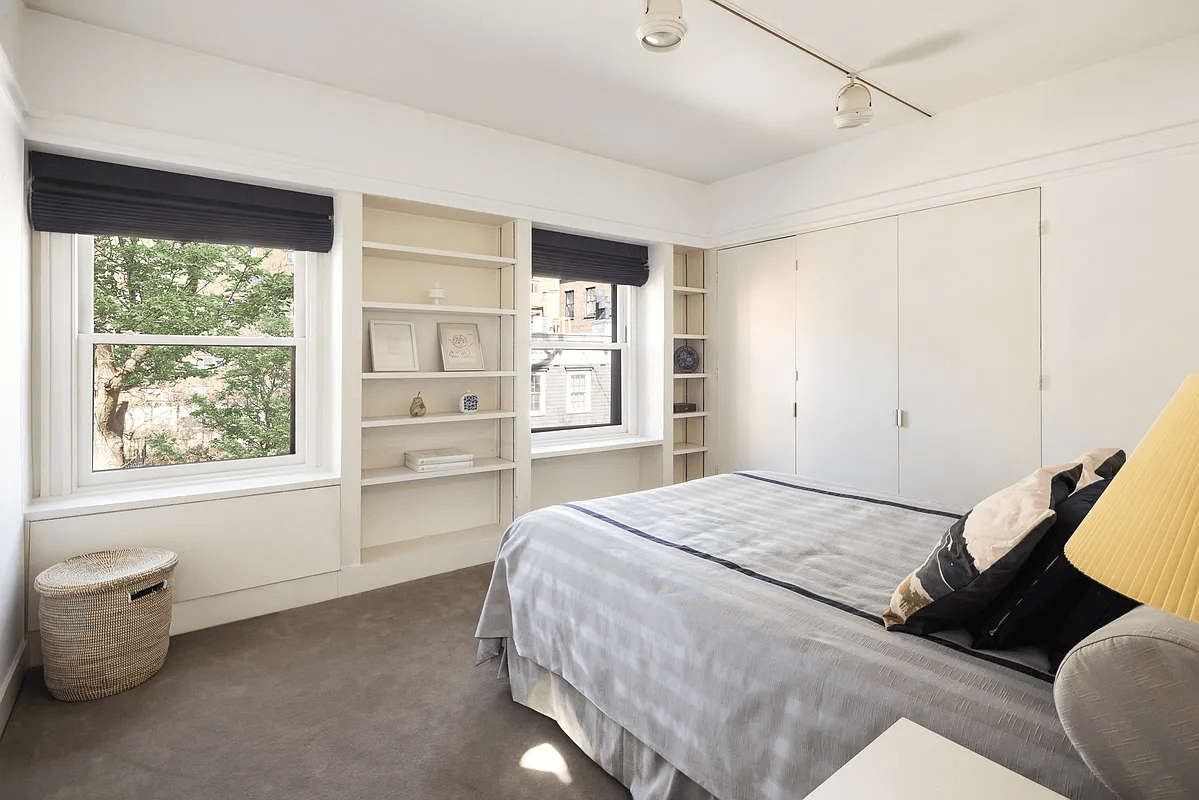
[{"x1": 91, "y1": 236, "x2": 297, "y2": 471}]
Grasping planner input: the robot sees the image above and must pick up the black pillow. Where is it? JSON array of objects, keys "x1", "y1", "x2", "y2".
[
  {"x1": 971, "y1": 478, "x2": 1111, "y2": 650},
  {"x1": 1047, "y1": 582, "x2": 1139, "y2": 668}
]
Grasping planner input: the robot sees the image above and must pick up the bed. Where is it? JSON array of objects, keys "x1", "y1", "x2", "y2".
[{"x1": 475, "y1": 471, "x2": 1116, "y2": 800}]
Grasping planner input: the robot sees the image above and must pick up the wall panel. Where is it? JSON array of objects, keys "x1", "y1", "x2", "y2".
[{"x1": 28, "y1": 486, "x2": 340, "y2": 630}]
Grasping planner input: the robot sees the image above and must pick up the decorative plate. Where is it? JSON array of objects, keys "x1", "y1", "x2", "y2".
[{"x1": 674, "y1": 344, "x2": 700, "y2": 374}]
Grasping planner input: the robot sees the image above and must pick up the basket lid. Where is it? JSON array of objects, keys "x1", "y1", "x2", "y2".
[{"x1": 34, "y1": 548, "x2": 179, "y2": 597}]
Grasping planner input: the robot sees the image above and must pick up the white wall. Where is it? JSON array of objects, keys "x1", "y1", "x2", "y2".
[
  {"x1": 18, "y1": 10, "x2": 707, "y2": 248},
  {"x1": 1041, "y1": 149, "x2": 1199, "y2": 462},
  {"x1": 0, "y1": 0, "x2": 25, "y2": 732},
  {"x1": 708, "y1": 34, "x2": 1199, "y2": 246},
  {"x1": 706, "y1": 32, "x2": 1199, "y2": 481}
]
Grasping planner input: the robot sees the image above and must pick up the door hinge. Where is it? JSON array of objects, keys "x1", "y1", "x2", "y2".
[
  {"x1": 794, "y1": 402, "x2": 797, "y2": 418},
  {"x1": 1039, "y1": 220, "x2": 1047, "y2": 236},
  {"x1": 795, "y1": 259, "x2": 799, "y2": 271},
  {"x1": 1038, "y1": 374, "x2": 1044, "y2": 390},
  {"x1": 896, "y1": 409, "x2": 905, "y2": 428}
]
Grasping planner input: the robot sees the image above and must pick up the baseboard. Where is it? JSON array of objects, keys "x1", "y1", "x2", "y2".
[
  {"x1": 0, "y1": 639, "x2": 28, "y2": 740},
  {"x1": 337, "y1": 534, "x2": 501, "y2": 598}
]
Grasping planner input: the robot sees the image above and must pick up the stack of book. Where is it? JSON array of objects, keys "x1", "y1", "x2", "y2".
[{"x1": 404, "y1": 447, "x2": 473, "y2": 474}]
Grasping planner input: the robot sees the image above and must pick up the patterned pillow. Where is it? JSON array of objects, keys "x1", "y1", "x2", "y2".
[{"x1": 883, "y1": 461, "x2": 1084, "y2": 634}]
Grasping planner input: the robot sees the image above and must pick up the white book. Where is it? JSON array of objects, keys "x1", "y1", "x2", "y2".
[
  {"x1": 403, "y1": 447, "x2": 473, "y2": 465},
  {"x1": 406, "y1": 459, "x2": 473, "y2": 473}
]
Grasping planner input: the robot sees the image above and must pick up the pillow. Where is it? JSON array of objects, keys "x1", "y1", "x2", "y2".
[
  {"x1": 970, "y1": 478, "x2": 1111, "y2": 650},
  {"x1": 1075, "y1": 447, "x2": 1126, "y2": 493},
  {"x1": 1047, "y1": 581, "x2": 1140, "y2": 667},
  {"x1": 883, "y1": 461, "x2": 1083, "y2": 634}
]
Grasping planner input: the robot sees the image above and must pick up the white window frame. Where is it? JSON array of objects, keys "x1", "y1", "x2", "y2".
[
  {"x1": 35, "y1": 232, "x2": 325, "y2": 496},
  {"x1": 530, "y1": 372, "x2": 546, "y2": 417},
  {"x1": 566, "y1": 370, "x2": 592, "y2": 414},
  {"x1": 532, "y1": 284, "x2": 635, "y2": 445}
]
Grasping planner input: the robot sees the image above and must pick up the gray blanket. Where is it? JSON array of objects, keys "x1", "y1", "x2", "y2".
[{"x1": 476, "y1": 472, "x2": 1115, "y2": 800}]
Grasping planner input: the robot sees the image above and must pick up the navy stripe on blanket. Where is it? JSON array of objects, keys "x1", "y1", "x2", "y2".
[
  {"x1": 563, "y1": 501, "x2": 1053, "y2": 684},
  {"x1": 733, "y1": 472, "x2": 963, "y2": 520}
]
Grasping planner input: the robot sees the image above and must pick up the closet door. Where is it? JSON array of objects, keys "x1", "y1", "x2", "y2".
[
  {"x1": 715, "y1": 237, "x2": 796, "y2": 474},
  {"x1": 898, "y1": 189, "x2": 1042, "y2": 508},
  {"x1": 795, "y1": 216, "x2": 899, "y2": 494}
]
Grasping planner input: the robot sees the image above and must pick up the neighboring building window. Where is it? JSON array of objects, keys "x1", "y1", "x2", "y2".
[
  {"x1": 585, "y1": 286, "x2": 597, "y2": 318},
  {"x1": 40, "y1": 234, "x2": 312, "y2": 487},
  {"x1": 531, "y1": 279, "x2": 540, "y2": 294},
  {"x1": 567, "y1": 371, "x2": 591, "y2": 413},
  {"x1": 530, "y1": 373, "x2": 545, "y2": 417},
  {"x1": 529, "y1": 277, "x2": 626, "y2": 434}
]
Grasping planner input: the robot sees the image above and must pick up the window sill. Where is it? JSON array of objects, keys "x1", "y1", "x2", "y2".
[
  {"x1": 25, "y1": 468, "x2": 340, "y2": 521},
  {"x1": 531, "y1": 435, "x2": 664, "y2": 461}
]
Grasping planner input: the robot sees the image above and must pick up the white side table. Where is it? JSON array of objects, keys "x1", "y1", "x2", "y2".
[{"x1": 804, "y1": 718, "x2": 1069, "y2": 799}]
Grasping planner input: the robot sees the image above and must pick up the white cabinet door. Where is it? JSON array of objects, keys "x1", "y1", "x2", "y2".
[
  {"x1": 898, "y1": 189, "x2": 1042, "y2": 508},
  {"x1": 715, "y1": 237, "x2": 796, "y2": 474},
  {"x1": 795, "y1": 217, "x2": 900, "y2": 494}
]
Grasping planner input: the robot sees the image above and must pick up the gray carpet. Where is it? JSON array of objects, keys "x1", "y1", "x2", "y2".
[{"x1": 0, "y1": 563, "x2": 630, "y2": 800}]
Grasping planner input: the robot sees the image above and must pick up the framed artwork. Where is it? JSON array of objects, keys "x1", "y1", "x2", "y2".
[
  {"x1": 438, "y1": 322, "x2": 485, "y2": 371},
  {"x1": 368, "y1": 320, "x2": 419, "y2": 372}
]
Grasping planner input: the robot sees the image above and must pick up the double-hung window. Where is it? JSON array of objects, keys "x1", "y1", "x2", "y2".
[
  {"x1": 529, "y1": 229, "x2": 648, "y2": 441},
  {"x1": 30, "y1": 152, "x2": 334, "y2": 494}
]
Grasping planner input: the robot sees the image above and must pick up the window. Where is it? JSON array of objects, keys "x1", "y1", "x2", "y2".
[
  {"x1": 531, "y1": 279, "x2": 540, "y2": 294},
  {"x1": 567, "y1": 371, "x2": 591, "y2": 413},
  {"x1": 38, "y1": 234, "x2": 320, "y2": 489},
  {"x1": 530, "y1": 373, "x2": 545, "y2": 417},
  {"x1": 529, "y1": 228, "x2": 646, "y2": 443},
  {"x1": 529, "y1": 277, "x2": 628, "y2": 435}
]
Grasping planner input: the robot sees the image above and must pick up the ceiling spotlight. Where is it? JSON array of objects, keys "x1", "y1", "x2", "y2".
[
  {"x1": 834, "y1": 76, "x2": 874, "y2": 129},
  {"x1": 638, "y1": 0, "x2": 687, "y2": 53}
]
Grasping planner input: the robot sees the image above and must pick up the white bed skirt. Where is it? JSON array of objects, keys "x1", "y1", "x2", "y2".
[{"x1": 504, "y1": 640, "x2": 718, "y2": 800}]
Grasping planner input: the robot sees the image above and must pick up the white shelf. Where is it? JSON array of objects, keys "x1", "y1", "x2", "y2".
[
  {"x1": 673, "y1": 443, "x2": 708, "y2": 456},
  {"x1": 363, "y1": 410, "x2": 516, "y2": 428},
  {"x1": 531, "y1": 435, "x2": 663, "y2": 461},
  {"x1": 673, "y1": 285, "x2": 708, "y2": 295},
  {"x1": 673, "y1": 372, "x2": 710, "y2": 379},
  {"x1": 361, "y1": 457, "x2": 516, "y2": 486},
  {"x1": 362, "y1": 301, "x2": 517, "y2": 316},
  {"x1": 361, "y1": 523, "x2": 507, "y2": 564},
  {"x1": 363, "y1": 241, "x2": 517, "y2": 268},
  {"x1": 362, "y1": 371, "x2": 517, "y2": 380},
  {"x1": 673, "y1": 333, "x2": 708, "y2": 340},
  {"x1": 673, "y1": 411, "x2": 708, "y2": 419}
]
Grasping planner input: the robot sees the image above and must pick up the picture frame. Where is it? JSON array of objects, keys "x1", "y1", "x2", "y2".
[
  {"x1": 437, "y1": 322, "x2": 485, "y2": 371},
  {"x1": 368, "y1": 320, "x2": 420, "y2": 372}
]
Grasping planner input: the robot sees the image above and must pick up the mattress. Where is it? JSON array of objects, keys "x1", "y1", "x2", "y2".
[{"x1": 476, "y1": 471, "x2": 1115, "y2": 800}]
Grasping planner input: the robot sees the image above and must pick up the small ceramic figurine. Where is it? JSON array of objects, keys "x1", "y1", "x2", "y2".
[{"x1": 409, "y1": 392, "x2": 427, "y2": 417}]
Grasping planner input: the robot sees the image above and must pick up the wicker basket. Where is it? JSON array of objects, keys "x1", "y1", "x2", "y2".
[{"x1": 34, "y1": 548, "x2": 178, "y2": 702}]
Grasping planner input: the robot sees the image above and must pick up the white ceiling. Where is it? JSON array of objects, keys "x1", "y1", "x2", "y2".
[{"x1": 25, "y1": 0, "x2": 1199, "y2": 183}]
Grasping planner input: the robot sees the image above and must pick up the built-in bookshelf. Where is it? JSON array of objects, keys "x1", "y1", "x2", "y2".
[
  {"x1": 340, "y1": 196, "x2": 530, "y2": 593},
  {"x1": 671, "y1": 247, "x2": 713, "y2": 483}
]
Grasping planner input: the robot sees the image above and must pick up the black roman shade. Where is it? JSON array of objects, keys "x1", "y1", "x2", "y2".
[
  {"x1": 29, "y1": 152, "x2": 335, "y2": 253},
  {"x1": 532, "y1": 228, "x2": 649, "y2": 287}
]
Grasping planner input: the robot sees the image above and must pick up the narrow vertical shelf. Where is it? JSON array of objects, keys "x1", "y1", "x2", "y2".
[{"x1": 670, "y1": 247, "x2": 713, "y2": 483}]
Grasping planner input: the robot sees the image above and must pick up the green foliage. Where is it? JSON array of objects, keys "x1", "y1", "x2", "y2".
[{"x1": 93, "y1": 237, "x2": 295, "y2": 467}]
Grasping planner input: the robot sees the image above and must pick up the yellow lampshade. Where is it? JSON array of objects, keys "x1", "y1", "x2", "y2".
[{"x1": 1066, "y1": 375, "x2": 1199, "y2": 623}]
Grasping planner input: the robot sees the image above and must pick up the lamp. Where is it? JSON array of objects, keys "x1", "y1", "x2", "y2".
[
  {"x1": 834, "y1": 76, "x2": 874, "y2": 129},
  {"x1": 1065, "y1": 374, "x2": 1199, "y2": 623},
  {"x1": 638, "y1": 0, "x2": 687, "y2": 52}
]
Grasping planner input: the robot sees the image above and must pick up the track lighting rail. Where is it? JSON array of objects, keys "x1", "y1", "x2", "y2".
[{"x1": 706, "y1": 0, "x2": 933, "y2": 118}]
